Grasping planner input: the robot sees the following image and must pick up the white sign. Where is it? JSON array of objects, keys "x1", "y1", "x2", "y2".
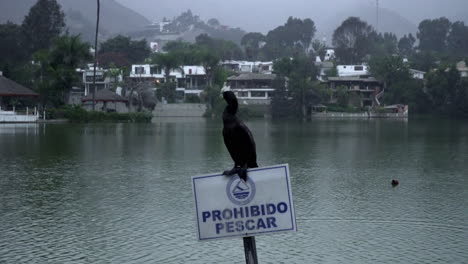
[{"x1": 192, "y1": 164, "x2": 296, "y2": 241}]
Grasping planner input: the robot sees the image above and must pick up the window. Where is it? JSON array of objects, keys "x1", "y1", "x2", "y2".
[
  {"x1": 237, "y1": 92, "x2": 249, "y2": 97},
  {"x1": 251, "y1": 91, "x2": 266, "y2": 97},
  {"x1": 150, "y1": 66, "x2": 161, "y2": 75},
  {"x1": 135, "y1": 67, "x2": 145, "y2": 74},
  {"x1": 354, "y1": 66, "x2": 364, "y2": 71}
]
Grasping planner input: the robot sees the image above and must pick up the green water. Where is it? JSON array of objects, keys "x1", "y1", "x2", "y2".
[{"x1": 0, "y1": 118, "x2": 467, "y2": 263}]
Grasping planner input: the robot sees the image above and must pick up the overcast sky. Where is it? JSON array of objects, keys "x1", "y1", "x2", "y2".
[{"x1": 116, "y1": 0, "x2": 468, "y2": 33}]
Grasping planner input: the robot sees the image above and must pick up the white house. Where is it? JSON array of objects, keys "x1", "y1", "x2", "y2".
[
  {"x1": 457, "y1": 61, "x2": 468, "y2": 78},
  {"x1": 409, "y1": 69, "x2": 426, "y2": 80},
  {"x1": 129, "y1": 64, "x2": 207, "y2": 98},
  {"x1": 226, "y1": 73, "x2": 277, "y2": 105},
  {"x1": 337, "y1": 65, "x2": 369, "y2": 77},
  {"x1": 324, "y1": 49, "x2": 335, "y2": 61},
  {"x1": 220, "y1": 61, "x2": 274, "y2": 74},
  {"x1": 70, "y1": 65, "x2": 122, "y2": 105}
]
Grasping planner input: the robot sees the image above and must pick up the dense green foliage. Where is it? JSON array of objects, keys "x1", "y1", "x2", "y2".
[
  {"x1": 332, "y1": 17, "x2": 377, "y2": 64},
  {"x1": 35, "y1": 35, "x2": 92, "y2": 107},
  {"x1": 413, "y1": 18, "x2": 468, "y2": 64},
  {"x1": 47, "y1": 105, "x2": 152, "y2": 122},
  {"x1": 98, "y1": 35, "x2": 151, "y2": 69},
  {"x1": 271, "y1": 56, "x2": 329, "y2": 118},
  {"x1": 1, "y1": 2, "x2": 468, "y2": 119},
  {"x1": 426, "y1": 66, "x2": 468, "y2": 116},
  {"x1": 22, "y1": 0, "x2": 65, "y2": 54},
  {"x1": 398, "y1": 34, "x2": 416, "y2": 57}
]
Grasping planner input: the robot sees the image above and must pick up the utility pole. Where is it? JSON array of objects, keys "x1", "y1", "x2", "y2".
[
  {"x1": 92, "y1": 0, "x2": 100, "y2": 110},
  {"x1": 376, "y1": 0, "x2": 380, "y2": 32}
]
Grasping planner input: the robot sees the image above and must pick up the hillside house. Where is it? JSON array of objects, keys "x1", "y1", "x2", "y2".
[
  {"x1": 226, "y1": 73, "x2": 276, "y2": 105},
  {"x1": 326, "y1": 76, "x2": 382, "y2": 107},
  {"x1": 70, "y1": 65, "x2": 121, "y2": 105},
  {"x1": 337, "y1": 65, "x2": 369, "y2": 77},
  {"x1": 409, "y1": 69, "x2": 426, "y2": 80},
  {"x1": 221, "y1": 61, "x2": 274, "y2": 74},
  {"x1": 457, "y1": 61, "x2": 468, "y2": 77},
  {"x1": 129, "y1": 64, "x2": 207, "y2": 99}
]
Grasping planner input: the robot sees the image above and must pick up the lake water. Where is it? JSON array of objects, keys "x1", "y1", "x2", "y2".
[{"x1": 0, "y1": 118, "x2": 467, "y2": 263}]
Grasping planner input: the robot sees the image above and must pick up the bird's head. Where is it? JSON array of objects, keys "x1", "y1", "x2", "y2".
[
  {"x1": 221, "y1": 84, "x2": 238, "y2": 114},
  {"x1": 220, "y1": 83, "x2": 231, "y2": 96}
]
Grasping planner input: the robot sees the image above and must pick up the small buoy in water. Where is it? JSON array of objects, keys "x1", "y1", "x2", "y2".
[{"x1": 391, "y1": 180, "x2": 399, "y2": 187}]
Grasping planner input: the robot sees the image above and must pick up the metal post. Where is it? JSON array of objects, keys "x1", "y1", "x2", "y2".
[
  {"x1": 92, "y1": 0, "x2": 100, "y2": 111},
  {"x1": 243, "y1": 236, "x2": 258, "y2": 264}
]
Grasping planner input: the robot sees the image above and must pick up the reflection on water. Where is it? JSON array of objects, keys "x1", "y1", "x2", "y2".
[{"x1": 0, "y1": 118, "x2": 467, "y2": 263}]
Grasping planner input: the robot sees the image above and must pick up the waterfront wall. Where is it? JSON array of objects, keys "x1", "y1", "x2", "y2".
[
  {"x1": 153, "y1": 103, "x2": 207, "y2": 117},
  {"x1": 311, "y1": 112, "x2": 408, "y2": 118},
  {"x1": 0, "y1": 110, "x2": 39, "y2": 123}
]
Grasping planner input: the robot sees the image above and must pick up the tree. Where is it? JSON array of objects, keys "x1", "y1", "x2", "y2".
[
  {"x1": 372, "y1": 32, "x2": 398, "y2": 57},
  {"x1": 398, "y1": 34, "x2": 416, "y2": 57},
  {"x1": 0, "y1": 22, "x2": 28, "y2": 79},
  {"x1": 195, "y1": 34, "x2": 243, "y2": 60},
  {"x1": 272, "y1": 55, "x2": 318, "y2": 118},
  {"x1": 150, "y1": 52, "x2": 183, "y2": 103},
  {"x1": 35, "y1": 35, "x2": 91, "y2": 106},
  {"x1": 0, "y1": 22, "x2": 26, "y2": 65},
  {"x1": 335, "y1": 86, "x2": 349, "y2": 107},
  {"x1": 99, "y1": 35, "x2": 151, "y2": 68},
  {"x1": 332, "y1": 17, "x2": 377, "y2": 64},
  {"x1": 22, "y1": 0, "x2": 65, "y2": 54},
  {"x1": 311, "y1": 39, "x2": 327, "y2": 60},
  {"x1": 417, "y1": 17, "x2": 451, "y2": 54},
  {"x1": 410, "y1": 51, "x2": 437, "y2": 72},
  {"x1": 447, "y1": 21, "x2": 468, "y2": 59},
  {"x1": 263, "y1": 17, "x2": 316, "y2": 59},
  {"x1": 369, "y1": 55, "x2": 410, "y2": 90},
  {"x1": 369, "y1": 55, "x2": 429, "y2": 110},
  {"x1": 424, "y1": 64, "x2": 468, "y2": 116},
  {"x1": 241, "y1": 32, "x2": 266, "y2": 60}
]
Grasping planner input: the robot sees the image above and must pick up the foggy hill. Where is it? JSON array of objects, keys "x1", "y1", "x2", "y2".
[
  {"x1": 129, "y1": 11, "x2": 246, "y2": 46},
  {"x1": 318, "y1": 5, "x2": 418, "y2": 41},
  {"x1": 116, "y1": 0, "x2": 467, "y2": 40},
  {"x1": 0, "y1": 0, "x2": 150, "y2": 39}
]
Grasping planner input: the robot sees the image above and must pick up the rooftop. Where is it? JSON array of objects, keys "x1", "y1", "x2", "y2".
[
  {"x1": 227, "y1": 73, "x2": 277, "y2": 81},
  {"x1": 327, "y1": 76, "x2": 381, "y2": 83},
  {"x1": 0, "y1": 76, "x2": 38, "y2": 97}
]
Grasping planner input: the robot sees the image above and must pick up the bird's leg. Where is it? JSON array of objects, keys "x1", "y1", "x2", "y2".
[
  {"x1": 223, "y1": 166, "x2": 241, "y2": 176},
  {"x1": 238, "y1": 165, "x2": 248, "y2": 182}
]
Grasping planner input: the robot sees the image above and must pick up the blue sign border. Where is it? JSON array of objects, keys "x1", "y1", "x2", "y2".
[{"x1": 192, "y1": 164, "x2": 296, "y2": 241}]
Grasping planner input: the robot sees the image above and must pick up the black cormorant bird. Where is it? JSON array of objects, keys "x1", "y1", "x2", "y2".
[{"x1": 221, "y1": 87, "x2": 258, "y2": 181}]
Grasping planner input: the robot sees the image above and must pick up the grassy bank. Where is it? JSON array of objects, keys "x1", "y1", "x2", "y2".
[{"x1": 46, "y1": 106, "x2": 152, "y2": 123}]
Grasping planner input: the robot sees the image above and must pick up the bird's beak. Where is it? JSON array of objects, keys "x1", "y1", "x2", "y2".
[{"x1": 220, "y1": 84, "x2": 231, "y2": 98}]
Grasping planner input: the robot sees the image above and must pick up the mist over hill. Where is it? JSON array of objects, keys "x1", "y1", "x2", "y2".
[
  {"x1": 0, "y1": 0, "x2": 150, "y2": 41},
  {"x1": 117, "y1": 0, "x2": 467, "y2": 39},
  {"x1": 2, "y1": 0, "x2": 467, "y2": 44}
]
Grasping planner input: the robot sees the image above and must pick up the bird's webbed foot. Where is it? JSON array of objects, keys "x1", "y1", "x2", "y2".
[
  {"x1": 223, "y1": 166, "x2": 248, "y2": 182},
  {"x1": 223, "y1": 166, "x2": 240, "y2": 176}
]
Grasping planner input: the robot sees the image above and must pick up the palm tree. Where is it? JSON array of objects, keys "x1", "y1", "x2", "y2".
[
  {"x1": 151, "y1": 52, "x2": 183, "y2": 102},
  {"x1": 48, "y1": 35, "x2": 91, "y2": 104}
]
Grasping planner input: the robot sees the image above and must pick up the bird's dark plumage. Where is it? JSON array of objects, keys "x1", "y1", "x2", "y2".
[{"x1": 222, "y1": 91, "x2": 258, "y2": 181}]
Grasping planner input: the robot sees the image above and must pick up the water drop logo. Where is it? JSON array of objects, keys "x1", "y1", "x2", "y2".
[{"x1": 226, "y1": 176, "x2": 256, "y2": 206}]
